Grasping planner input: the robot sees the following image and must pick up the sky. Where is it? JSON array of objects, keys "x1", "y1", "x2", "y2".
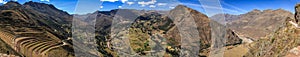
[{"x1": 0, "y1": 0, "x2": 299, "y2": 16}]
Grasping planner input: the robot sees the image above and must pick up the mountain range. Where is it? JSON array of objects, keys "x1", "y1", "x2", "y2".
[
  {"x1": 211, "y1": 9, "x2": 293, "y2": 40},
  {"x1": 0, "y1": 1, "x2": 299, "y2": 57}
]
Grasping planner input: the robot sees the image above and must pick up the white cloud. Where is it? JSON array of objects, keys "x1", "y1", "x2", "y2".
[
  {"x1": 169, "y1": 6, "x2": 175, "y2": 9},
  {"x1": 100, "y1": 6, "x2": 103, "y2": 8},
  {"x1": 140, "y1": 4, "x2": 146, "y2": 7},
  {"x1": 127, "y1": 2, "x2": 134, "y2": 5},
  {"x1": 121, "y1": 0, "x2": 127, "y2": 3},
  {"x1": 118, "y1": 6, "x2": 122, "y2": 8},
  {"x1": 0, "y1": 0, "x2": 7, "y2": 4},
  {"x1": 41, "y1": 0, "x2": 50, "y2": 2},
  {"x1": 138, "y1": 0, "x2": 156, "y2": 7},
  {"x1": 100, "y1": 0, "x2": 118, "y2": 2},
  {"x1": 157, "y1": 3, "x2": 167, "y2": 6},
  {"x1": 100, "y1": 0, "x2": 128, "y2": 3},
  {"x1": 149, "y1": 5, "x2": 156, "y2": 8}
]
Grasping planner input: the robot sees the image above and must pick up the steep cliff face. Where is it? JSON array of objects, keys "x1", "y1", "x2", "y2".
[
  {"x1": 295, "y1": 4, "x2": 300, "y2": 23},
  {"x1": 163, "y1": 5, "x2": 242, "y2": 57},
  {"x1": 167, "y1": 5, "x2": 212, "y2": 56}
]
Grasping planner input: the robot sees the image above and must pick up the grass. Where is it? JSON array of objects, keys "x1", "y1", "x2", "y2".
[
  {"x1": 224, "y1": 45, "x2": 249, "y2": 57},
  {"x1": 44, "y1": 47, "x2": 73, "y2": 57},
  {"x1": 128, "y1": 28, "x2": 151, "y2": 55}
]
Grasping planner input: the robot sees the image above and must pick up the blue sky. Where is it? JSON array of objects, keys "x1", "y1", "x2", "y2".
[{"x1": 0, "y1": 0, "x2": 299, "y2": 16}]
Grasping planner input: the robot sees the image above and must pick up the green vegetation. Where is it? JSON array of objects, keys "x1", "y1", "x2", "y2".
[
  {"x1": 45, "y1": 47, "x2": 73, "y2": 57},
  {"x1": 128, "y1": 28, "x2": 151, "y2": 55}
]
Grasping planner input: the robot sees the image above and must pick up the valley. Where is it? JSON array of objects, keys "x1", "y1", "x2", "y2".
[{"x1": 0, "y1": 1, "x2": 299, "y2": 57}]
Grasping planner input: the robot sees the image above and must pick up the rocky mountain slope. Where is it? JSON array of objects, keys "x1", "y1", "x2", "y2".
[
  {"x1": 210, "y1": 13, "x2": 240, "y2": 24},
  {"x1": 211, "y1": 9, "x2": 293, "y2": 40},
  {"x1": 245, "y1": 13, "x2": 299, "y2": 57},
  {"x1": 246, "y1": 4, "x2": 300, "y2": 57},
  {"x1": 167, "y1": 5, "x2": 242, "y2": 57},
  {"x1": 92, "y1": 5, "x2": 242, "y2": 57},
  {"x1": 218, "y1": 4, "x2": 300, "y2": 57}
]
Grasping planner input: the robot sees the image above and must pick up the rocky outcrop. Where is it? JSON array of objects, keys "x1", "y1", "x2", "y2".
[
  {"x1": 286, "y1": 46, "x2": 300, "y2": 57},
  {"x1": 283, "y1": 4, "x2": 300, "y2": 57},
  {"x1": 295, "y1": 4, "x2": 300, "y2": 23}
]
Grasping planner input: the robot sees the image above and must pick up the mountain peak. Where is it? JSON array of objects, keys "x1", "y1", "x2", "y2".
[
  {"x1": 169, "y1": 5, "x2": 208, "y2": 20},
  {"x1": 175, "y1": 5, "x2": 188, "y2": 8},
  {"x1": 24, "y1": 1, "x2": 44, "y2": 5},
  {"x1": 274, "y1": 9, "x2": 290, "y2": 13},
  {"x1": 24, "y1": 1, "x2": 55, "y2": 9},
  {"x1": 4, "y1": 1, "x2": 21, "y2": 7},
  {"x1": 172, "y1": 5, "x2": 202, "y2": 13},
  {"x1": 173, "y1": 5, "x2": 192, "y2": 11},
  {"x1": 249, "y1": 9, "x2": 261, "y2": 13},
  {"x1": 23, "y1": 1, "x2": 69, "y2": 16}
]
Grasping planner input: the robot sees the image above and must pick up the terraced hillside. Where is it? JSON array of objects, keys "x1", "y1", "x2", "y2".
[
  {"x1": 0, "y1": 53, "x2": 19, "y2": 57},
  {"x1": 0, "y1": 1, "x2": 74, "y2": 57},
  {"x1": 0, "y1": 36, "x2": 20, "y2": 56}
]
